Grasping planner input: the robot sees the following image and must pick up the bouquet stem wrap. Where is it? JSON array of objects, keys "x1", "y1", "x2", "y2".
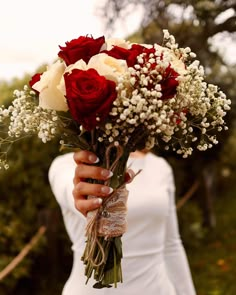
[{"x1": 81, "y1": 144, "x2": 132, "y2": 288}]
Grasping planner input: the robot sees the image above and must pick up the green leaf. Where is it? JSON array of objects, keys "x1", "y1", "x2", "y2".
[
  {"x1": 93, "y1": 282, "x2": 112, "y2": 289},
  {"x1": 114, "y1": 237, "x2": 123, "y2": 261}
]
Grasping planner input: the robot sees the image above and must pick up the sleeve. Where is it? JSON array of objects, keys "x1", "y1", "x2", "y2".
[
  {"x1": 48, "y1": 153, "x2": 82, "y2": 215},
  {"x1": 164, "y1": 167, "x2": 197, "y2": 295}
]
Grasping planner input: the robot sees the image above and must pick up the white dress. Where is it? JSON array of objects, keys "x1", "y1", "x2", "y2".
[{"x1": 48, "y1": 152, "x2": 196, "y2": 295}]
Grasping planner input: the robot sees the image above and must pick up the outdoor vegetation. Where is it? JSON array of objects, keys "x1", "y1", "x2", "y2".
[{"x1": 0, "y1": 1, "x2": 235, "y2": 294}]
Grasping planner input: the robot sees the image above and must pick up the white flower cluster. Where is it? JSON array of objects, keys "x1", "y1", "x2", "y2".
[
  {"x1": 0, "y1": 30, "x2": 231, "y2": 169},
  {"x1": 0, "y1": 86, "x2": 59, "y2": 169},
  {"x1": 97, "y1": 31, "x2": 231, "y2": 157}
]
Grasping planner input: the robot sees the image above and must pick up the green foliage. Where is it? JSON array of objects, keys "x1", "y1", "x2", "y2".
[
  {"x1": 0, "y1": 134, "x2": 61, "y2": 292},
  {"x1": 178, "y1": 201, "x2": 207, "y2": 249},
  {"x1": 187, "y1": 188, "x2": 236, "y2": 295},
  {"x1": 219, "y1": 127, "x2": 236, "y2": 174},
  {"x1": 0, "y1": 72, "x2": 71, "y2": 294},
  {"x1": 0, "y1": 64, "x2": 46, "y2": 105}
]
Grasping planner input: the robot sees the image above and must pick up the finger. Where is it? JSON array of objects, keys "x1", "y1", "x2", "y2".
[
  {"x1": 73, "y1": 164, "x2": 113, "y2": 184},
  {"x1": 73, "y1": 182, "x2": 113, "y2": 199},
  {"x1": 74, "y1": 197, "x2": 103, "y2": 217},
  {"x1": 73, "y1": 150, "x2": 99, "y2": 165}
]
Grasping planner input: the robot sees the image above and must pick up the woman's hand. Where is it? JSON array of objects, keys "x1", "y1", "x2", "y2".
[{"x1": 72, "y1": 150, "x2": 114, "y2": 216}]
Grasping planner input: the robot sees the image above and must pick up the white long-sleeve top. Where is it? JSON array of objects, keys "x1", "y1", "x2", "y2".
[{"x1": 48, "y1": 152, "x2": 196, "y2": 295}]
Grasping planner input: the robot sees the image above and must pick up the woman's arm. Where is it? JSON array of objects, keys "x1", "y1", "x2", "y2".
[{"x1": 164, "y1": 169, "x2": 197, "y2": 295}]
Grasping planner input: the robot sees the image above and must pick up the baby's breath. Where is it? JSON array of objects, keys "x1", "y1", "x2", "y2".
[
  {"x1": 97, "y1": 30, "x2": 231, "y2": 157},
  {"x1": 0, "y1": 86, "x2": 60, "y2": 169},
  {"x1": 0, "y1": 30, "x2": 231, "y2": 167}
]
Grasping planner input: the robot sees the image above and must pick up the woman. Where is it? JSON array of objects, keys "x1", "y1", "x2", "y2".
[{"x1": 48, "y1": 149, "x2": 196, "y2": 295}]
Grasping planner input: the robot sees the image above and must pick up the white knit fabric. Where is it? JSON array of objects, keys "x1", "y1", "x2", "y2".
[{"x1": 48, "y1": 152, "x2": 196, "y2": 295}]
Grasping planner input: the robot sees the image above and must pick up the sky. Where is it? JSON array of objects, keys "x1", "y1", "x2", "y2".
[
  {"x1": 0, "y1": 0, "x2": 143, "y2": 81},
  {"x1": 0, "y1": 1, "x2": 235, "y2": 81}
]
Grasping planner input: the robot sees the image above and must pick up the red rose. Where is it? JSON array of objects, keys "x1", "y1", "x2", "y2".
[
  {"x1": 29, "y1": 73, "x2": 42, "y2": 93},
  {"x1": 104, "y1": 44, "x2": 155, "y2": 67},
  {"x1": 160, "y1": 65, "x2": 179, "y2": 100},
  {"x1": 58, "y1": 36, "x2": 105, "y2": 65},
  {"x1": 102, "y1": 46, "x2": 130, "y2": 62},
  {"x1": 64, "y1": 68, "x2": 117, "y2": 130},
  {"x1": 128, "y1": 44, "x2": 155, "y2": 67}
]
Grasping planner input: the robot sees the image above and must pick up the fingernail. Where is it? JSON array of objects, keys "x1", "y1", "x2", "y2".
[
  {"x1": 101, "y1": 186, "x2": 113, "y2": 194},
  {"x1": 101, "y1": 169, "x2": 113, "y2": 178},
  {"x1": 88, "y1": 154, "x2": 99, "y2": 163},
  {"x1": 94, "y1": 198, "x2": 103, "y2": 205}
]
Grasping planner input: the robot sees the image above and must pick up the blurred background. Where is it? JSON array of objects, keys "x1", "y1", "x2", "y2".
[{"x1": 0, "y1": 1, "x2": 235, "y2": 294}]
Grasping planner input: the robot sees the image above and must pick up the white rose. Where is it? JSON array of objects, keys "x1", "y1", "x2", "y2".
[
  {"x1": 33, "y1": 60, "x2": 68, "y2": 111},
  {"x1": 65, "y1": 59, "x2": 87, "y2": 73},
  {"x1": 88, "y1": 53, "x2": 129, "y2": 83},
  {"x1": 169, "y1": 53, "x2": 187, "y2": 76},
  {"x1": 143, "y1": 43, "x2": 187, "y2": 75},
  {"x1": 158, "y1": 45, "x2": 187, "y2": 75},
  {"x1": 61, "y1": 53, "x2": 129, "y2": 83},
  {"x1": 105, "y1": 38, "x2": 131, "y2": 50},
  {"x1": 57, "y1": 59, "x2": 87, "y2": 96}
]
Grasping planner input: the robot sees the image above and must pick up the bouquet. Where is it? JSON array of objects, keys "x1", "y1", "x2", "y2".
[{"x1": 0, "y1": 30, "x2": 231, "y2": 288}]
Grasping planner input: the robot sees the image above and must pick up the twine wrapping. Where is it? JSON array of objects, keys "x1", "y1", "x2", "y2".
[
  {"x1": 84, "y1": 188, "x2": 128, "y2": 267},
  {"x1": 83, "y1": 144, "x2": 140, "y2": 268},
  {"x1": 87, "y1": 187, "x2": 129, "y2": 238}
]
